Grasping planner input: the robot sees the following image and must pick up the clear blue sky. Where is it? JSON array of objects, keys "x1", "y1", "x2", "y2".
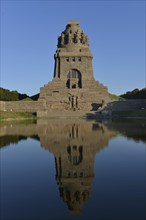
[{"x1": 1, "y1": 0, "x2": 145, "y2": 96}]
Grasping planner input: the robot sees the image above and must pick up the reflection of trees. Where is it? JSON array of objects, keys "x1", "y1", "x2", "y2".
[
  {"x1": 126, "y1": 134, "x2": 146, "y2": 143},
  {"x1": 1, "y1": 120, "x2": 145, "y2": 147},
  {"x1": 107, "y1": 121, "x2": 146, "y2": 143},
  {"x1": 0, "y1": 135, "x2": 27, "y2": 148},
  {"x1": 0, "y1": 135, "x2": 39, "y2": 148}
]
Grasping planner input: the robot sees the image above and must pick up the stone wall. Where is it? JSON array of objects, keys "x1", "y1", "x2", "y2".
[
  {"x1": 107, "y1": 99, "x2": 146, "y2": 111},
  {"x1": 0, "y1": 100, "x2": 43, "y2": 112}
]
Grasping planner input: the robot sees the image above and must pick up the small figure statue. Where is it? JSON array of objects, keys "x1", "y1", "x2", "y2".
[
  {"x1": 76, "y1": 96, "x2": 78, "y2": 108},
  {"x1": 81, "y1": 31, "x2": 84, "y2": 37},
  {"x1": 74, "y1": 31, "x2": 80, "y2": 43},
  {"x1": 57, "y1": 36, "x2": 61, "y2": 47},
  {"x1": 101, "y1": 99, "x2": 105, "y2": 107},
  {"x1": 68, "y1": 32, "x2": 72, "y2": 44},
  {"x1": 61, "y1": 32, "x2": 65, "y2": 45},
  {"x1": 81, "y1": 31, "x2": 86, "y2": 44},
  {"x1": 85, "y1": 35, "x2": 89, "y2": 45},
  {"x1": 73, "y1": 96, "x2": 77, "y2": 111},
  {"x1": 81, "y1": 31, "x2": 88, "y2": 45}
]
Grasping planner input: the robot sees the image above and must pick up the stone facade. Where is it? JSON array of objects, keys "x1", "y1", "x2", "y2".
[{"x1": 38, "y1": 20, "x2": 109, "y2": 115}]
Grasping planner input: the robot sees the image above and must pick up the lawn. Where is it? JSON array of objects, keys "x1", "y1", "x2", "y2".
[{"x1": 0, "y1": 111, "x2": 37, "y2": 121}]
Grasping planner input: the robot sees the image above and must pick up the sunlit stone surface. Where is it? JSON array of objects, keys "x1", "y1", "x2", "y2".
[{"x1": 38, "y1": 21, "x2": 109, "y2": 116}]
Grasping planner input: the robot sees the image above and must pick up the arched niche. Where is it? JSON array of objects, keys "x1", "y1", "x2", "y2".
[{"x1": 66, "y1": 69, "x2": 82, "y2": 89}]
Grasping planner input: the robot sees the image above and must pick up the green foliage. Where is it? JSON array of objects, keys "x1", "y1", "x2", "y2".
[
  {"x1": 120, "y1": 88, "x2": 146, "y2": 99},
  {"x1": 0, "y1": 111, "x2": 37, "y2": 120},
  {"x1": 0, "y1": 87, "x2": 40, "y2": 101},
  {"x1": 22, "y1": 97, "x2": 33, "y2": 101},
  {"x1": 30, "y1": 93, "x2": 39, "y2": 101},
  {"x1": 0, "y1": 135, "x2": 27, "y2": 148},
  {"x1": 109, "y1": 93, "x2": 124, "y2": 101},
  {"x1": 19, "y1": 93, "x2": 28, "y2": 100},
  {"x1": 0, "y1": 88, "x2": 19, "y2": 101},
  {"x1": 0, "y1": 135, "x2": 39, "y2": 148},
  {"x1": 0, "y1": 87, "x2": 28, "y2": 101}
]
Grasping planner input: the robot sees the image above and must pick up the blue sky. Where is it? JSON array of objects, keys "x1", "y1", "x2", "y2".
[{"x1": 1, "y1": 0, "x2": 145, "y2": 96}]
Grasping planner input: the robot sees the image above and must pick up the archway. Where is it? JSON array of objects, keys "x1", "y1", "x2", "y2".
[{"x1": 66, "y1": 69, "x2": 82, "y2": 89}]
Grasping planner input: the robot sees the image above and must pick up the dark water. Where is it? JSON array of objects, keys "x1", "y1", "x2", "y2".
[{"x1": 0, "y1": 119, "x2": 146, "y2": 220}]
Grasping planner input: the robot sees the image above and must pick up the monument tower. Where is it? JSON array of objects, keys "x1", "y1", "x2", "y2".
[{"x1": 38, "y1": 20, "x2": 109, "y2": 114}]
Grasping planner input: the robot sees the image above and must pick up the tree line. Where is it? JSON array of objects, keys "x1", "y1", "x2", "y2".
[
  {"x1": 0, "y1": 87, "x2": 39, "y2": 101},
  {"x1": 120, "y1": 88, "x2": 146, "y2": 99}
]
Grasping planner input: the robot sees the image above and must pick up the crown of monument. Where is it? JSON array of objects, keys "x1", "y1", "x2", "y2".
[
  {"x1": 67, "y1": 20, "x2": 79, "y2": 24},
  {"x1": 57, "y1": 20, "x2": 89, "y2": 48}
]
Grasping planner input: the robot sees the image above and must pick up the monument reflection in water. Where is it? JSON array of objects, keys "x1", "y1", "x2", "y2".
[
  {"x1": 39, "y1": 120, "x2": 116, "y2": 214},
  {"x1": 0, "y1": 119, "x2": 145, "y2": 220}
]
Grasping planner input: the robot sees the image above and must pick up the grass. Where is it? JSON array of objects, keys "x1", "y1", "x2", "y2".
[
  {"x1": 112, "y1": 109, "x2": 146, "y2": 118},
  {"x1": 1, "y1": 109, "x2": 146, "y2": 122},
  {"x1": 109, "y1": 93, "x2": 124, "y2": 101},
  {"x1": 21, "y1": 97, "x2": 33, "y2": 101},
  {"x1": 0, "y1": 111, "x2": 37, "y2": 121}
]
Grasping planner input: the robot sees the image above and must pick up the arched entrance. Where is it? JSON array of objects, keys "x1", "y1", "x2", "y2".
[{"x1": 66, "y1": 69, "x2": 82, "y2": 89}]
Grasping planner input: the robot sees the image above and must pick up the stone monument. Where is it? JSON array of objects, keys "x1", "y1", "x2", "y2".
[{"x1": 38, "y1": 20, "x2": 109, "y2": 115}]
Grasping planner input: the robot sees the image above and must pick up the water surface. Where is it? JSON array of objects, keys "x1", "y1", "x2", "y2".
[{"x1": 0, "y1": 119, "x2": 145, "y2": 220}]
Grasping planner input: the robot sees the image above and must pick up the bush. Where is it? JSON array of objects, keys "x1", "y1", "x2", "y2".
[{"x1": 120, "y1": 88, "x2": 146, "y2": 99}]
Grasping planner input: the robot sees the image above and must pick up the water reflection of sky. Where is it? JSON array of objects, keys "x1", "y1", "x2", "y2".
[{"x1": 0, "y1": 120, "x2": 146, "y2": 220}]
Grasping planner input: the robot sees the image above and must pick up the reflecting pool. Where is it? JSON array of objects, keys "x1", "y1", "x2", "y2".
[{"x1": 0, "y1": 119, "x2": 146, "y2": 220}]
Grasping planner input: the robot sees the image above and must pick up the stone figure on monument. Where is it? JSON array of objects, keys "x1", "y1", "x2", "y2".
[
  {"x1": 76, "y1": 96, "x2": 78, "y2": 108},
  {"x1": 57, "y1": 36, "x2": 61, "y2": 47},
  {"x1": 85, "y1": 35, "x2": 89, "y2": 45},
  {"x1": 81, "y1": 31, "x2": 88, "y2": 45},
  {"x1": 74, "y1": 31, "x2": 80, "y2": 43},
  {"x1": 72, "y1": 96, "x2": 76, "y2": 111},
  {"x1": 61, "y1": 32, "x2": 65, "y2": 45},
  {"x1": 68, "y1": 32, "x2": 72, "y2": 44},
  {"x1": 81, "y1": 32, "x2": 86, "y2": 44}
]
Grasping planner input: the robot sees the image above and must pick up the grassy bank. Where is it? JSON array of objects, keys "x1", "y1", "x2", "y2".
[
  {"x1": 109, "y1": 93, "x2": 124, "y2": 101},
  {"x1": 112, "y1": 109, "x2": 146, "y2": 118},
  {"x1": 1, "y1": 109, "x2": 146, "y2": 122},
  {"x1": 0, "y1": 111, "x2": 37, "y2": 122}
]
